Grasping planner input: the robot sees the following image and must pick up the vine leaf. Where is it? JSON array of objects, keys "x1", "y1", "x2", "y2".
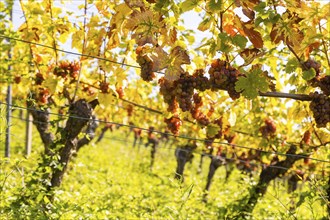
[
  {"x1": 165, "y1": 46, "x2": 191, "y2": 81},
  {"x1": 240, "y1": 21, "x2": 263, "y2": 48},
  {"x1": 180, "y1": 0, "x2": 201, "y2": 13},
  {"x1": 235, "y1": 69, "x2": 269, "y2": 99},
  {"x1": 44, "y1": 77, "x2": 63, "y2": 94},
  {"x1": 239, "y1": 48, "x2": 264, "y2": 66},
  {"x1": 98, "y1": 89, "x2": 117, "y2": 109},
  {"x1": 126, "y1": 9, "x2": 163, "y2": 45},
  {"x1": 232, "y1": 35, "x2": 248, "y2": 49},
  {"x1": 206, "y1": 0, "x2": 222, "y2": 12},
  {"x1": 206, "y1": 123, "x2": 220, "y2": 138},
  {"x1": 302, "y1": 68, "x2": 316, "y2": 81},
  {"x1": 285, "y1": 58, "x2": 299, "y2": 73},
  {"x1": 198, "y1": 17, "x2": 213, "y2": 32}
]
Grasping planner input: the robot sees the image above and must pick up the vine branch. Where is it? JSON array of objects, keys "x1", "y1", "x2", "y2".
[
  {"x1": 72, "y1": 0, "x2": 88, "y2": 102},
  {"x1": 318, "y1": 23, "x2": 330, "y2": 68},
  {"x1": 258, "y1": 91, "x2": 312, "y2": 101}
]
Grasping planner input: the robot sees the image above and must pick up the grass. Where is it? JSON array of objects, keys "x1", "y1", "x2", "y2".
[{"x1": 0, "y1": 114, "x2": 328, "y2": 219}]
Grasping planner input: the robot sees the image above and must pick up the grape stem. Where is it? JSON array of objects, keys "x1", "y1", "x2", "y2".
[{"x1": 258, "y1": 91, "x2": 312, "y2": 101}]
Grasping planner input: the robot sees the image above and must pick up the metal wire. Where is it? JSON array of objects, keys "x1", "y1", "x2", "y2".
[{"x1": 4, "y1": 104, "x2": 329, "y2": 164}]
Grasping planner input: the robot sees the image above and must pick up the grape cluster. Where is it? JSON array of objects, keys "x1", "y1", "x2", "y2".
[
  {"x1": 82, "y1": 85, "x2": 95, "y2": 96},
  {"x1": 174, "y1": 73, "x2": 195, "y2": 112},
  {"x1": 127, "y1": 104, "x2": 134, "y2": 117},
  {"x1": 304, "y1": 59, "x2": 330, "y2": 96},
  {"x1": 316, "y1": 75, "x2": 330, "y2": 96},
  {"x1": 136, "y1": 50, "x2": 155, "y2": 82},
  {"x1": 99, "y1": 81, "x2": 110, "y2": 93},
  {"x1": 190, "y1": 106, "x2": 210, "y2": 126},
  {"x1": 159, "y1": 78, "x2": 178, "y2": 113},
  {"x1": 14, "y1": 75, "x2": 21, "y2": 84},
  {"x1": 190, "y1": 93, "x2": 210, "y2": 126},
  {"x1": 309, "y1": 92, "x2": 330, "y2": 128},
  {"x1": 192, "y1": 69, "x2": 211, "y2": 91},
  {"x1": 54, "y1": 60, "x2": 80, "y2": 79},
  {"x1": 259, "y1": 118, "x2": 276, "y2": 138},
  {"x1": 35, "y1": 72, "x2": 45, "y2": 85},
  {"x1": 193, "y1": 93, "x2": 203, "y2": 107},
  {"x1": 116, "y1": 87, "x2": 124, "y2": 99},
  {"x1": 38, "y1": 88, "x2": 50, "y2": 104},
  {"x1": 302, "y1": 130, "x2": 311, "y2": 145},
  {"x1": 164, "y1": 116, "x2": 182, "y2": 135},
  {"x1": 209, "y1": 59, "x2": 244, "y2": 100}
]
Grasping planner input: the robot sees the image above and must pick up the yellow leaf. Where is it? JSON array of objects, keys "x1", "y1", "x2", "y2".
[
  {"x1": 44, "y1": 77, "x2": 61, "y2": 94},
  {"x1": 72, "y1": 30, "x2": 84, "y2": 50},
  {"x1": 98, "y1": 87, "x2": 117, "y2": 109}
]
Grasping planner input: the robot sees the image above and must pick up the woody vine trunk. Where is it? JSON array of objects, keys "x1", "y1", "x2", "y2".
[
  {"x1": 239, "y1": 145, "x2": 303, "y2": 217},
  {"x1": 27, "y1": 99, "x2": 98, "y2": 190}
]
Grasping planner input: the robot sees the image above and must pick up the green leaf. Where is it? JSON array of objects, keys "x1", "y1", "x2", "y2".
[
  {"x1": 206, "y1": 0, "x2": 222, "y2": 12},
  {"x1": 302, "y1": 68, "x2": 316, "y2": 81},
  {"x1": 232, "y1": 35, "x2": 248, "y2": 49},
  {"x1": 285, "y1": 58, "x2": 299, "y2": 73},
  {"x1": 235, "y1": 69, "x2": 269, "y2": 99},
  {"x1": 198, "y1": 17, "x2": 213, "y2": 31},
  {"x1": 180, "y1": 0, "x2": 200, "y2": 13},
  {"x1": 206, "y1": 123, "x2": 220, "y2": 138}
]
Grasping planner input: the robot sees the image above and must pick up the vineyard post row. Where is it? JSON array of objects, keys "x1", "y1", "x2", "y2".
[{"x1": 4, "y1": 102, "x2": 330, "y2": 164}]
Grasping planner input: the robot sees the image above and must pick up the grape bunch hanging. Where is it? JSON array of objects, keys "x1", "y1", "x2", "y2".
[
  {"x1": 53, "y1": 60, "x2": 80, "y2": 80},
  {"x1": 136, "y1": 48, "x2": 155, "y2": 82},
  {"x1": 209, "y1": 59, "x2": 245, "y2": 100},
  {"x1": 309, "y1": 92, "x2": 330, "y2": 128},
  {"x1": 304, "y1": 59, "x2": 330, "y2": 96}
]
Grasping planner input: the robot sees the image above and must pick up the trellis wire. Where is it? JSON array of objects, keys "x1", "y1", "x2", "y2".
[{"x1": 4, "y1": 103, "x2": 329, "y2": 164}]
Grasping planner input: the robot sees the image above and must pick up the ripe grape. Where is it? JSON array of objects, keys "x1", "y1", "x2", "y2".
[
  {"x1": 174, "y1": 73, "x2": 195, "y2": 112},
  {"x1": 99, "y1": 81, "x2": 110, "y2": 93},
  {"x1": 302, "y1": 130, "x2": 311, "y2": 145},
  {"x1": 317, "y1": 75, "x2": 330, "y2": 96},
  {"x1": 190, "y1": 107, "x2": 210, "y2": 126},
  {"x1": 193, "y1": 93, "x2": 203, "y2": 107},
  {"x1": 164, "y1": 116, "x2": 182, "y2": 135},
  {"x1": 82, "y1": 85, "x2": 95, "y2": 96},
  {"x1": 259, "y1": 118, "x2": 276, "y2": 138},
  {"x1": 38, "y1": 88, "x2": 50, "y2": 104},
  {"x1": 116, "y1": 87, "x2": 124, "y2": 99},
  {"x1": 309, "y1": 92, "x2": 330, "y2": 128},
  {"x1": 213, "y1": 117, "x2": 224, "y2": 139},
  {"x1": 14, "y1": 75, "x2": 21, "y2": 84},
  {"x1": 35, "y1": 72, "x2": 45, "y2": 85},
  {"x1": 159, "y1": 77, "x2": 178, "y2": 113},
  {"x1": 136, "y1": 53, "x2": 155, "y2": 82},
  {"x1": 209, "y1": 59, "x2": 243, "y2": 100},
  {"x1": 53, "y1": 60, "x2": 80, "y2": 80},
  {"x1": 192, "y1": 69, "x2": 211, "y2": 91},
  {"x1": 127, "y1": 104, "x2": 133, "y2": 117}
]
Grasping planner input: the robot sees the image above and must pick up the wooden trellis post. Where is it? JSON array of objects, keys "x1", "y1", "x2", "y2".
[{"x1": 25, "y1": 112, "x2": 32, "y2": 156}]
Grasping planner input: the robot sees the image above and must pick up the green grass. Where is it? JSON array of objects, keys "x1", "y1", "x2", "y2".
[{"x1": 0, "y1": 115, "x2": 328, "y2": 219}]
